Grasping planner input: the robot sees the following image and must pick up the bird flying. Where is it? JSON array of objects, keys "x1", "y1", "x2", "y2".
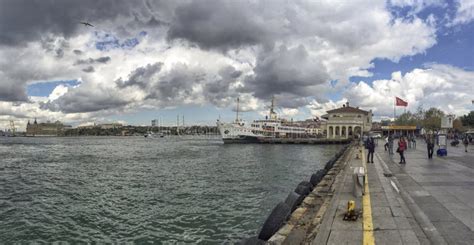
[{"x1": 80, "y1": 22, "x2": 94, "y2": 27}]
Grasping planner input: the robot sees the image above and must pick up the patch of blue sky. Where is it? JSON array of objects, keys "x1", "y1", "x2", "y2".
[
  {"x1": 121, "y1": 38, "x2": 139, "y2": 50},
  {"x1": 27, "y1": 80, "x2": 79, "y2": 97},
  {"x1": 387, "y1": 0, "x2": 452, "y2": 22},
  {"x1": 350, "y1": 5, "x2": 474, "y2": 85},
  {"x1": 94, "y1": 31, "x2": 144, "y2": 51}
]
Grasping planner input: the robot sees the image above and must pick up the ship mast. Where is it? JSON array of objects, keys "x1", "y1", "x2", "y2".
[
  {"x1": 269, "y1": 96, "x2": 277, "y2": 120},
  {"x1": 235, "y1": 97, "x2": 240, "y2": 123}
]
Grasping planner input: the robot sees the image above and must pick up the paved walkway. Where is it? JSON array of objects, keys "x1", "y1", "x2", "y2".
[
  {"x1": 377, "y1": 140, "x2": 474, "y2": 244},
  {"x1": 312, "y1": 140, "x2": 474, "y2": 244}
]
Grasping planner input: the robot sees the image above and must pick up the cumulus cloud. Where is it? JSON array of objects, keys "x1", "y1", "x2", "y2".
[
  {"x1": 0, "y1": 0, "x2": 141, "y2": 46},
  {"x1": 344, "y1": 64, "x2": 474, "y2": 117},
  {"x1": 0, "y1": 0, "x2": 460, "y2": 126},
  {"x1": 244, "y1": 45, "x2": 329, "y2": 100},
  {"x1": 48, "y1": 84, "x2": 69, "y2": 101},
  {"x1": 116, "y1": 62, "x2": 163, "y2": 89},
  {"x1": 41, "y1": 85, "x2": 130, "y2": 113},
  {"x1": 389, "y1": 0, "x2": 445, "y2": 14},
  {"x1": 307, "y1": 98, "x2": 348, "y2": 117},
  {"x1": 0, "y1": 37, "x2": 82, "y2": 102},
  {"x1": 451, "y1": 0, "x2": 474, "y2": 25}
]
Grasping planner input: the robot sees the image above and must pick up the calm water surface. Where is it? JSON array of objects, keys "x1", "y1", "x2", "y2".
[{"x1": 0, "y1": 136, "x2": 343, "y2": 243}]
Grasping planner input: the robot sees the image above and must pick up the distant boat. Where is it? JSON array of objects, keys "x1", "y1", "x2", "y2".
[{"x1": 144, "y1": 132, "x2": 165, "y2": 138}]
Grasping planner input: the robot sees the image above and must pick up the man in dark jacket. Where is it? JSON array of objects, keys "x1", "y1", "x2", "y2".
[
  {"x1": 426, "y1": 134, "x2": 434, "y2": 159},
  {"x1": 366, "y1": 137, "x2": 375, "y2": 163},
  {"x1": 464, "y1": 136, "x2": 469, "y2": 152}
]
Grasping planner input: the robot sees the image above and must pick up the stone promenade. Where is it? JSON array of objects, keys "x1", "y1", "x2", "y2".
[{"x1": 310, "y1": 140, "x2": 474, "y2": 245}]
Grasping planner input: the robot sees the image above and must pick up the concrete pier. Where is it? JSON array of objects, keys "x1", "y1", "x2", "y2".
[
  {"x1": 258, "y1": 138, "x2": 350, "y2": 144},
  {"x1": 267, "y1": 140, "x2": 474, "y2": 244}
]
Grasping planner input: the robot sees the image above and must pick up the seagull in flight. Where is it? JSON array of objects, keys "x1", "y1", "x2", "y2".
[{"x1": 80, "y1": 21, "x2": 94, "y2": 27}]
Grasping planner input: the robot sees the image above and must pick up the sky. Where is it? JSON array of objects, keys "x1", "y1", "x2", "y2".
[{"x1": 0, "y1": 0, "x2": 473, "y2": 130}]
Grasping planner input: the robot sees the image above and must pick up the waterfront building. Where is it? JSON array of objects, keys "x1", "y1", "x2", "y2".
[
  {"x1": 322, "y1": 102, "x2": 372, "y2": 139},
  {"x1": 381, "y1": 125, "x2": 418, "y2": 137},
  {"x1": 26, "y1": 119, "x2": 70, "y2": 136},
  {"x1": 99, "y1": 123, "x2": 122, "y2": 130}
]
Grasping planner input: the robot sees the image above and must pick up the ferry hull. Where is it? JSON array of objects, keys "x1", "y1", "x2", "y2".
[{"x1": 222, "y1": 136, "x2": 261, "y2": 144}]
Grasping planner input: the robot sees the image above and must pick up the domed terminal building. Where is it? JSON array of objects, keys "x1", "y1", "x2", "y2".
[{"x1": 321, "y1": 102, "x2": 372, "y2": 139}]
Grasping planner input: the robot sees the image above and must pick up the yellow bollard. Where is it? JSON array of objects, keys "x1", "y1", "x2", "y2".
[
  {"x1": 347, "y1": 200, "x2": 355, "y2": 213},
  {"x1": 343, "y1": 200, "x2": 359, "y2": 221}
]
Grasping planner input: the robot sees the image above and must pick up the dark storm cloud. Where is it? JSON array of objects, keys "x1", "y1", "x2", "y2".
[
  {"x1": 0, "y1": 83, "x2": 28, "y2": 102},
  {"x1": 115, "y1": 62, "x2": 204, "y2": 105},
  {"x1": 82, "y1": 66, "x2": 95, "y2": 73},
  {"x1": 147, "y1": 64, "x2": 205, "y2": 102},
  {"x1": 40, "y1": 36, "x2": 69, "y2": 58},
  {"x1": 74, "y1": 56, "x2": 111, "y2": 65},
  {"x1": 167, "y1": 0, "x2": 269, "y2": 50},
  {"x1": 41, "y1": 87, "x2": 129, "y2": 113},
  {"x1": 0, "y1": 0, "x2": 142, "y2": 46},
  {"x1": 244, "y1": 45, "x2": 329, "y2": 101},
  {"x1": 73, "y1": 50, "x2": 83, "y2": 55},
  {"x1": 146, "y1": 16, "x2": 167, "y2": 27},
  {"x1": 95, "y1": 56, "x2": 111, "y2": 63},
  {"x1": 116, "y1": 62, "x2": 163, "y2": 89},
  {"x1": 203, "y1": 66, "x2": 242, "y2": 105},
  {"x1": 272, "y1": 94, "x2": 311, "y2": 109},
  {"x1": 56, "y1": 49, "x2": 64, "y2": 58}
]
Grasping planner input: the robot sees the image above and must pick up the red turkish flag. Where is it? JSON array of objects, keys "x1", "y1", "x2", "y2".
[{"x1": 395, "y1": 97, "x2": 408, "y2": 107}]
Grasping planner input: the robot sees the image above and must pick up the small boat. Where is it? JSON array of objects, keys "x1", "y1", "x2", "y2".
[{"x1": 144, "y1": 132, "x2": 165, "y2": 138}]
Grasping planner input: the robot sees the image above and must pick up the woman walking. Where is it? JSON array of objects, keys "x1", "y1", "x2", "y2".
[{"x1": 398, "y1": 137, "x2": 407, "y2": 164}]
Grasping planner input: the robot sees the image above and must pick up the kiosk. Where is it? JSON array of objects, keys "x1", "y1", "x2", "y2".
[
  {"x1": 437, "y1": 132, "x2": 447, "y2": 156},
  {"x1": 437, "y1": 116, "x2": 454, "y2": 157}
]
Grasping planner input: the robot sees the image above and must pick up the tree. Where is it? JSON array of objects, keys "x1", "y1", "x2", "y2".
[
  {"x1": 422, "y1": 107, "x2": 445, "y2": 130},
  {"x1": 380, "y1": 119, "x2": 391, "y2": 126},
  {"x1": 394, "y1": 111, "x2": 417, "y2": 125},
  {"x1": 453, "y1": 118, "x2": 463, "y2": 132},
  {"x1": 414, "y1": 105, "x2": 424, "y2": 122},
  {"x1": 460, "y1": 111, "x2": 474, "y2": 127}
]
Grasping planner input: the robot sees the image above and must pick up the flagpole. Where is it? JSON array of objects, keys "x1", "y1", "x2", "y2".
[{"x1": 393, "y1": 97, "x2": 396, "y2": 122}]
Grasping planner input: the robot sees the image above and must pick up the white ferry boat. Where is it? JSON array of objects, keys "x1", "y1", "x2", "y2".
[{"x1": 217, "y1": 98, "x2": 310, "y2": 143}]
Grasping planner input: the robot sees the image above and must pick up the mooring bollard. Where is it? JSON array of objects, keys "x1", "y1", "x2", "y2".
[{"x1": 353, "y1": 167, "x2": 365, "y2": 197}]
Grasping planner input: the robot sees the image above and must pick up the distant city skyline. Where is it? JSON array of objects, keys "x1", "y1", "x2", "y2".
[{"x1": 1, "y1": 0, "x2": 473, "y2": 129}]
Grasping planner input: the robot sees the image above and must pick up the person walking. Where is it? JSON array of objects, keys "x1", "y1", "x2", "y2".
[
  {"x1": 412, "y1": 135, "x2": 416, "y2": 149},
  {"x1": 388, "y1": 134, "x2": 394, "y2": 155},
  {"x1": 384, "y1": 136, "x2": 389, "y2": 151},
  {"x1": 397, "y1": 137, "x2": 407, "y2": 164},
  {"x1": 426, "y1": 134, "x2": 434, "y2": 159},
  {"x1": 367, "y1": 137, "x2": 375, "y2": 163},
  {"x1": 463, "y1": 136, "x2": 469, "y2": 152}
]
